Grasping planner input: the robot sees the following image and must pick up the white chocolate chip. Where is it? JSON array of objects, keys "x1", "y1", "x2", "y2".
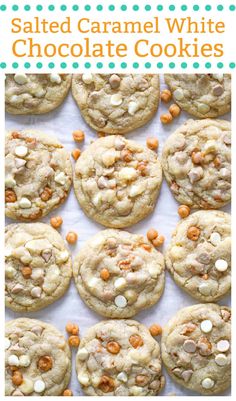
[
  {"x1": 31, "y1": 286, "x2": 42, "y2": 298},
  {"x1": 82, "y1": 73, "x2": 93, "y2": 84},
  {"x1": 5, "y1": 338, "x2": 11, "y2": 350},
  {"x1": 183, "y1": 339, "x2": 196, "y2": 353},
  {"x1": 198, "y1": 282, "x2": 211, "y2": 296},
  {"x1": 201, "y1": 377, "x2": 215, "y2": 389},
  {"x1": 110, "y1": 93, "x2": 123, "y2": 106},
  {"x1": 200, "y1": 320, "x2": 213, "y2": 333},
  {"x1": 102, "y1": 149, "x2": 117, "y2": 167},
  {"x1": 117, "y1": 372, "x2": 128, "y2": 382},
  {"x1": 15, "y1": 145, "x2": 28, "y2": 158},
  {"x1": 54, "y1": 172, "x2": 66, "y2": 185},
  {"x1": 5, "y1": 265, "x2": 16, "y2": 279},
  {"x1": 8, "y1": 354, "x2": 19, "y2": 366},
  {"x1": 35, "y1": 89, "x2": 46, "y2": 98},
  {"x1": 77, "y1": 348, "x2": 89, "y2": 361},
  {"x1": 128, "y1": 101, "x2": 139, "y2": 115},
  {"x1": 215, "y1": 353, "x2": 228, "y2": 366},
  {"x1": 19, "y1": 355, "x2": 31, "y2": 367},
  {"x1": 197, "y1": 103, "x2": 210, "y2": 114},
  {"x1": 130, "y1": 386, "x2": 144, "y2": 396},
  {"x1": 19, "y1": 197, "x2": 32, "y2": 209},
  {"x1": 210, "y1": 232, "x2": 221, "y2": 246},
  {"x1": 5, "y1": 246, "x2": 12, "y2": 257},
  {"x1": 5, "y1": 176, "x2": 16, "y2": 188},
  {"x1": 78, "y1": 373, "x2": 90, "y2": 386},
  {"x1": 12, "y1": 284, "x2": 24, "y2": 294},
  {"x1": 15, "y1": 157, "x2": 27, "y2": 168},
  {"x1": 109, "y1": 74, "x2": 121, "y2": 89},
  {"x1": 57, "y1": 250, "x2": 69, "y2": 263},
  {"x1": 217, "y1": 340, "x2": 230, "y2": 352},
  {"x1": 173, "y1": 88, "x2": 184, "y2": 100},
  {"x1": 19, "y1": 378, "x2": 34, "y2": 395},
  {"x1": 10, "y1": 95, "x2": 21, "y2": 104},
  {"x1": 129, "y1": 183, "x2": 145, "y2": 197},
  {"x1": 88, "y1": 277, "x2": 99, "y2": 288},
  {"x1": 34, "y1": 379, "x2": 46, "y2": 393},
  {"x1": 213, "y1": 73, "x2": 224, "y2": 82},
  {"x1": 92, "y1": 193, "x2": 102, "y2": 207},
  {"x1": 119, "y1": 167, "x2": 137, "y2": 182},
  {"x1": 114, "y1": 277, "x2": 126, "y2": 290},
  {"x1": 114, "y1": 295, "x2": 127, "y2": 308},
  {"x1": 215, "y1": 259, "x2": 228, "y2": 272},
  {"x1": 50, "y1": 74, "x2": 61, "y2": 84},
  {"x1": 14, "y1": 73, "x2": 28, "y2": 85}
]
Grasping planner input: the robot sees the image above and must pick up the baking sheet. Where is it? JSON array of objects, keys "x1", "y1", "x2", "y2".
[{"x1": 5, "y1": 75, "x2": 231, "y2": 396}]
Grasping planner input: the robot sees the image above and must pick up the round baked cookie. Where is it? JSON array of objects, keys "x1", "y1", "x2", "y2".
[
  {"x1": 72, "y1": 74, "x2": 160, "y2": 134},
  {"x1": 5, "y1": 223, "x2": 72, "y2": 312},
  {"x1": 162, "y1": 119, "x2": 231, "y2": 209},
  {"x1": 5, "y1": 74, "x2": 71, "y2": 114},
  {"x1": 164, "y1": 74, "x2": 231, "y2": 118},
  {"x1": 76, "y1": 319, "x2": 165, "y2": 396},
  {"x1": 5, "y1": 130, "x2": 72, "y2": 221},
  {"x1": 73, "y1": 135, "x2": 162, "y2": 228},
  {"x1": 5, "y1": 318, "x2": 71, "y2": 396},
  {"x1": 161, "y1": 304, "x2": 231, "y2": 395},
  {"x1": 165, "y1": 211, "x2": 231, "y2": 302},
  {"x1": 73, "y1": 229, "x2": 165, "y2": 318}
]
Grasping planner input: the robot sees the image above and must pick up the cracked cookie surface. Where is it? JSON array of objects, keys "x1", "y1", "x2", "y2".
[
  {"x1": 161, "y1": 304, "x2": 231, "y2": 395},
  {"x1": 74, "y1": 135, "x2": 162, "y2": 228},
  {"x1": 5, "y1": 223, "x2": 72, "y2": 312},
  {"x1": 5, "y1": 318, "x2": 71, "y2": 396},
  {"x1": 162, "y1": 119, "x2": 231, "y2": 209},
  {"x1": 73, "y1": 229, "x2": 165, "y2": 318},
  {"x1": 76, "y1": 319, "x2": 165, "y2": 396},
  {"x1": 165, "y1": 74, "x2": 231, "y2": 118},
  {"x1": 72, "y1": 74, "x2": 160, "y2": 134},
  {"x1": 165, "y1": 211, "x2": 231, "y2": 302},
  {"x1": 5, "y1": 74, "x2": 71, "y2": 114},
  {"x1": 5, "y1": 130, "x2": 72, "y2": 221}
]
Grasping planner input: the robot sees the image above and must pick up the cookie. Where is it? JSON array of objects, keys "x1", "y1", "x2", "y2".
[
  {"x1": 5, "y1": 318, "x2": 71, "y2": 396},
  {"x1": 5, "y1": 130, "x2": 72, "y2": 221},
  {"x1": 76, "y1": 319, "x2": 165, "y2": 396},
  {"x1": 162, "y1": 119, "x2": 231, "y2": 209},
  {"x1": 165, "y1": 74, "x2": 231, "y2": 118},
  {"x1": 72, "y1": 74, "x2": 160, "y2": 134},
  {"x1": 161, "y1": 304, "x2": 231, "y2": 395},
  {"x1": 5, "y1": 74, "x2": 71, "y2": 114},
  {"x1": 73, "y1": 229, "x2": 165, "y2": 318},
  {"x1": 165, "y1": 211, "x2": 231, "y2": 302},
  {"x1": 73, "y1": 135, "x2": 162, "y2": 228},
  {"x1": 5, "y1": 223, "x2": 72, "y2": 312}
]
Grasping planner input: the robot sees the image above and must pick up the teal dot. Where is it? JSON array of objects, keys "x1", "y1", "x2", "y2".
[
  {"x1": 193, "y1": 62, "x2": 199, "y2": 69},
  {"x1": 12, "y1": 62, "x2": 18, "y2": 69},
  {"x1": 85, "y1": 5, "x2": 91, "y2": 11},
  {"x1": 61, "y1": 62, "x2": 67, "y2": 69},
  {"x1": 12, "y1": 5, "x2": 19, "y2": 11},
  {"x1": 169, "y1": 62, "x2": 175, "y2": 69},
  {"x1": 145, "y1": 5, "x2": 151, "y2": 11},
  {"x1": 181, "y1": 5, "x2": 187, "y2": 11},
  {"x1": 36, "y1": 62, "x2": 43, "y2": 69},
  {"x1": 133, "y1": 62, "x2": 139, "y2": 69},
  {"x1": 72, "y1": 62, "x2": 79, "y2": 68},
  {"x1": 73, "y1": 5, "x2": 79, "y2": 11},
  {"x1": 48, "y1": 5, "x2": 55, "y2": 11},
  {"x1": 133, "y1": 5, "x2": 139, "y2": 11},
  {"x1": 205, "y1": 62, "x2": 211, "y2": 68},
  {"x1": 205, "y1": 5, "x2": 211, "y2": 11},
  {"x1": 97, "y1": 62, "x2": 103, "y2": 69},
  {"x1": 217, "y1": 5, "x2": 224, "y2": 11},
  {"x1": 97, "y1": 5, "x2": 103, "y2": 11},
  {"x1": 85, "y1": 62, "x2": 91, "y2": 69},
  {"x1": 145, "y1": 62, "x2": 151, "y2": 69},
  {"x1": 157, "y1": 5, "x2": 163, "y2": 11},
  {"x1": 157, "y1": 62, "x2": 163, "y2": 69},
  {"x1": 229, "y1": 5, "x2": 235, "y2": 11},
  {"x1": 0, "y1": 5, "x2": 6, "y2": 10},
  {"x1": 109, "y1": 5, "x2": 115, "y2": 11},
  {"x1": 48, "y1": 62, "x2": 55, "y2": 69},
  {"x1": 169, "y1": 5, "x2": 175, "y2": 11},
  {"x1": 24, "y1": 5, "x2": 31, "y2": 11},
  {"x1": 193, "y1": 5, "x2": 199, "y2": 11},
  {"x1": 229, "y1": 62, "x2": 235, "y2": 69},
  {"x1": 121, "y1": 5, "x2": 127, "y2": 11},
  {"x1": 109, "y1": 62, "x2": 115, "y2": 69},
  {"x1": 121, "y1": 62, "x2": 127, "y2": 69},
  {"x1": 36, "y1": 5, "x2": 43, "y2": 11},
  {"x1": 24, "y1": 62, "x2": 31, "y2": 69},
  {"x1": 0, "y1": 62, "x2": 6, "y2": 68},
  {"x1": 217, "y1": 62, "x2": 224, "y2": 69},
  {"x1": 181, "y1": 62, "x2": 187, "y2": 69},
  {"x1": 61, "y1": 5, "x2": 67, "y2": 11}
]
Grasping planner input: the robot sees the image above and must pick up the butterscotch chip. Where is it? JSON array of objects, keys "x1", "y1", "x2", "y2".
[
  {"x1": 160, "y1": 113, "x2": 173, "y2": 124},
  {"x1": 21, "y1": 266, "x2": 32, "y2": 279},
  {"x1": 5, "y1": 189, "x2": 17, "y2": 203},
  {"x1": 178, "y1": 205, "x2": 190, "y2": 218},
  {"x1": 12, "y1": 371, "x2": 23, "y2": 386},
  {"x1": 38, "y1": 355, "x2": 53, "y2": 372},
  {"x1": 72, "y1": 149, "x2": 81, "y2": 160},
  {"x1": 169, "y1": 103, "x2": 181, "y2": 117},
  {"x1": 50, "y1": 216, "x2": 63, "y2": 229},
  {"x1": 149, "y1": 324, "x2": 162, "y2": 337},
  {"x1": 72, "y1": 130, "x2": 85, "y2": 142},
  {"x1": 106, "y1": 341, "x2": 120, "y2": 354},
  {"x1": 129, "y1": 334, "x2": 144, "y2": 348},
  {"x1": 187, "y1": 226, "x2": 200, "y2": 241},
  {"x1": 160, "y1": 89, "x2": 172, "y2": 103},
  {"x1": 40, "y1": 187, "x2": 52, "y2": 202},
  {"x1": 100, "y1": 268, "x2": 110, "y2": 281},
  {"x1": 63, "y1": 389, "x2": 73, "y2": 396},
  {"x1": 68, "y1": 335, "x2": 80, "y2": 347},
  {"x1": 98, "y1": 375, "x2": 115, "y2": 393}
]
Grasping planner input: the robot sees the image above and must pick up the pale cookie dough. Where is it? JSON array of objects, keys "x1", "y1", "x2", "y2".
[
  {"x1": 161, "y1": 304, "x2": 231, "y2": 395},
  {"x1": 72, "y1": 74, "x2": 160, "y2": 134},
  {"x1": 76, "y1": 319, "x2": 165, "y2": 396},
  {"x1": 73, "y1": 229, "x2": 165, "y2": 318},
  {"x1": 165, "y1": 74, "x2": 231, "y2": 118},
  {"x1": 162, "y1": 119, "x2": 231, "y2": 209},
  {"x1": 5, "y1": 318, "x2": 71, "y2": 396},
  {"x1": 165, "y1": 211, "x2": 231, "y2": 302},
  {"x1": 5, "y1": 74, "x2": 71, "y2": 114},
  {"x1": 74, "y1": 135, "x2": 162, "y2": 228},
  {"x1": 5, "y1": 223, "x2": 72, "y2": 312},
  {"x1": 5, "y1": 130, "x2": 72, "y2": 221}
]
